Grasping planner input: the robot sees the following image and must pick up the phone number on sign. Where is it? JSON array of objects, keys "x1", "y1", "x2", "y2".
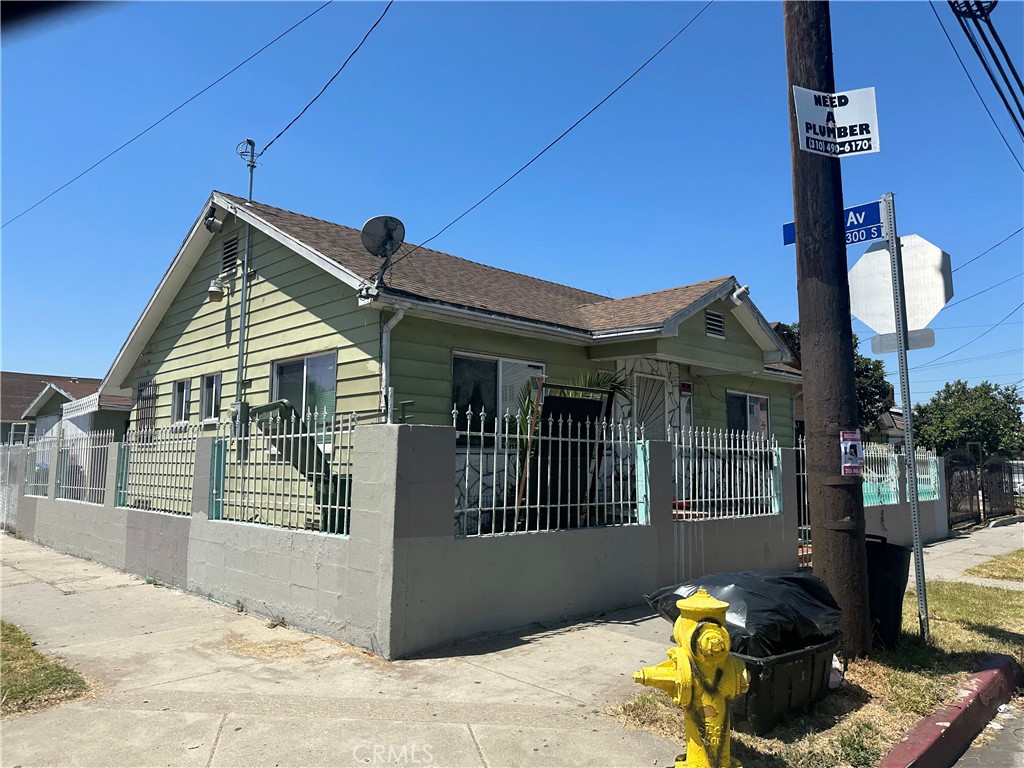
[{"x1": 805, "y1": 137, "x2": 873, "y2": 155}]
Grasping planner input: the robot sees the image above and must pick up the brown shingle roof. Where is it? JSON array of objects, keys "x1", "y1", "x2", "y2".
[
  {"x1": 0, "y1": 372, "x2": 101, "y2": 422},
  {"x1": 218, "y1": 192, "x2": 734, "y2": 334}
]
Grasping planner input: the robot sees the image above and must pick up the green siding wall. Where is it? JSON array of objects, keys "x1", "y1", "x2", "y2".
[
  {"x1": 658, "y1": 298, "x2": 765, "y2": 372},
  {"x1": 123, "y1": 226, "x2": 381, "y2": 426},
  {"x1": 682, "y1": 368, "x2": 796, "y2": 446},
  {"x1": 390, "y1": 317, "x2": 613, "y2": 426}
]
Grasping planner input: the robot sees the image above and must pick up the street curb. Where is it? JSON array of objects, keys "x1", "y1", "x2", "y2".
[
  {"x1": 878, "y1": 653, "x2": 1023, "y2": 768},
  {"x1": 988, "y1": 514, "x2": 1024, "y2": 528}
]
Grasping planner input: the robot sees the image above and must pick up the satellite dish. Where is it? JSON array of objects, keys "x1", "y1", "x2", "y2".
[{"x1": 360, "y1": 215, "x2": 405, "y2": 260}]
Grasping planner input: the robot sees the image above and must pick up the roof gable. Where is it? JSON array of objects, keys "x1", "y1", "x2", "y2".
[{"x1": 0, "y1": 372, "x2": 101, "y2": 422}]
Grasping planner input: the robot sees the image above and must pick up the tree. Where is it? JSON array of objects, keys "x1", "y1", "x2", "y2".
[
  {"x1": 912, "y1": 380, "x2": 1024, "y2": 457},
  {"x1": 776, "y1": 322, "x2": 893, "y2": 430}
]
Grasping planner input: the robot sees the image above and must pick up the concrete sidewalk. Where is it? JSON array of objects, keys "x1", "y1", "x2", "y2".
[
  {"x1": 0, "y1": 535, "x2": 677, "y2": 768},
  {"x1": 909, "y1": 520, "x2": 1024, "y2": 592}
]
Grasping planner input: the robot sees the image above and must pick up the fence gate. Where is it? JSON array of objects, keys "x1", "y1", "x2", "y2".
[
  {"x1": 944, "y1": 450, "x2": 982, "y2": 529},
  {"x1": 981, "y1": 456, "x2": 1015, "y2": 521}
]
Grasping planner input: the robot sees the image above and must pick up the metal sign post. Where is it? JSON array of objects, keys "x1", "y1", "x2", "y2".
[{"x1": 880, "y1": 192, "x2": 930, "y2": 641}]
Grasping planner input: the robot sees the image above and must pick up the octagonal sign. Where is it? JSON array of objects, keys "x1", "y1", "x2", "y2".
[{"x1": 848, "y1": 234, "x2": 953, "y2": 335}]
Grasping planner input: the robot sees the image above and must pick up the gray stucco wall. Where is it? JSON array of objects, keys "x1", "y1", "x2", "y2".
[{"x1": 674, "y1": 513, "x2": 799, "y2": 582}]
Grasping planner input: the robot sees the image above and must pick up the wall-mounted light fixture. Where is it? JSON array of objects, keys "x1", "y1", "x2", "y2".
[
  {"x1": 204, "y1": 206, "x2": 224, "y2": 233},
  {"x1": 208, "y1": 278, "x2": 231, "y2": 302}
]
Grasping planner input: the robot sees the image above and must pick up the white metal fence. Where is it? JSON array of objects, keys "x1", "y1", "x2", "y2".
[
  {"x1": 863, "y1": 442, "x2": 901, "y2": 506},
  {"x1": 909, "y1": 447, "x2": 941, "y2": 503},
  {"x1": 24, "y1": 435, "x2": 58, "y2": 497},
  {"x1": 796, "y1": 436, "x2": 811, "y2": 565},
  {"x1": 55, "y1": 429, "x2": 114, "y2": 505},
  {"x1": 210, "y1": 410, "x2": 357, "y2": 535},
  {"x1": 115, "y1": 425, "x2": 200, "y2": 515},
  {"x1": 1, "y1": 443, "x2": 26, "y2": 530},
  {"x1": 453, "y1": 407, "x2": 645, "y2": 537},
  {"x1": 672, "y1": 427, "x2": 781, "y2": 519}
]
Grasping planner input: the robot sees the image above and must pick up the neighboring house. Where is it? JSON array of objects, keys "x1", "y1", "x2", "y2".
[
  {"x1": 870, "y1": 406, "x2": 905, "y2": 446},
  {"x1": 0, "y1": 372, "x2": 105, "y2": 442},
  {"x1": 98, "y1": 191, "x2": 801, "y2": 444}
]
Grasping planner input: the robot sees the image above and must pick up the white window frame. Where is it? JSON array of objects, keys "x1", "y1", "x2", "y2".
[
  {"x1": 200, "y1": 373, "x2": 222, "y2": 424},
  {"x1": 171, "y1": 379, "x2": 192, "y2": 425},
  {"x1": 452, "y1": 351, "x2": 546, "y2": 418},
  {"x1": 8, "y1": 422, "x2": 31, "y2": 444},
  {"x1": 679, "y1": 382, "x2": 694, "y2": 433},
  {"x1": 726, "y1": 389, "x2": 771, "y2": 435},
  {"x1": 271, "y1": 351, "x2": 338, "y2": 416}
]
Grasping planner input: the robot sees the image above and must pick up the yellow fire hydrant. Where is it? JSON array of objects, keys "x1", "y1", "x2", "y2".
[{"x1": 633, "y1": 589, "x2": 750, "y2": 768}]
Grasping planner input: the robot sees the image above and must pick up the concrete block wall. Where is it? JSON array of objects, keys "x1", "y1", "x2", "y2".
[{"x1": 863, "y1": 457, "x2": 950, "y2": 547}]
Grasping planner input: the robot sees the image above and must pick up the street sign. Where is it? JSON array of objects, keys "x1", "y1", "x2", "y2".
[
  {"x1": 870, "y1": 328, "x2": 935, "y2": 355},
  {"x1": 849, "y1": 234, "x2": 953, "y2": 335},
  {"x1": 783, "y1": 200, "x2": 882, "y2": 246},
  {"x1": 793, "y1": 86, "x2": 880, "y2": 158}
]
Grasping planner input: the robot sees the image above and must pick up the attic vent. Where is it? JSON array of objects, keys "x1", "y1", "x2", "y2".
[
  {"x1": 221, "y1": 235, "x2": 239, "y2": 274},
  {"x1": 705, "y1": 310, "x2": 726, "y2": 339}
]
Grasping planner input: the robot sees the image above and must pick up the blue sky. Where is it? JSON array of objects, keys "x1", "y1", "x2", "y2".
[{"x1": 2, "y1": 1, "x2": 1022, "y2": 407}]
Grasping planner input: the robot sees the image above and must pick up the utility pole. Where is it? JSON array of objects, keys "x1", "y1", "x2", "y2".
[{"x1": 783, "y1": 2, "x2": 872, "y2": 657}]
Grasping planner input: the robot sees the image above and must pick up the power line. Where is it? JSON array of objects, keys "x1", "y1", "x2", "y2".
[
  {"x1": 1, "y1": 1, "x2": 334, "y2": 229},
  {"x1": 928, "y1": 2, "x2": 1024, "y2": 172},
  {"x1": 944, "y1": 271, "x2": 1023, "y2": 309},
  {"x1": 911, "y1": 346, "x2": 1023, "y2": 370},
  {"x1": 258, "y1": 0, "x2": 393, "y2": 157},
  {"x1": 386, "y1": 0, "x2": 715, "y2": 274},
  {"x1": 952, "y1": 226, "x2": 1024, "y2": 272},
  {"x1": 862, "y1": 320, "x2": 1024, "y2": 341},
  {"x1": 914, "y1": 302, "x2": 1024, "y2": 369}
]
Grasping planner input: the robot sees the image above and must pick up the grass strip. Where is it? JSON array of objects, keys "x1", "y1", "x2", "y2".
[{"x1": 1, "y1": 621, "x2": 88, "y2": 718}]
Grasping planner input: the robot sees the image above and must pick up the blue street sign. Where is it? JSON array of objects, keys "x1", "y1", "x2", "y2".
[{"x1": 783, "y1": 200, "x2": 883, "y2": 246}]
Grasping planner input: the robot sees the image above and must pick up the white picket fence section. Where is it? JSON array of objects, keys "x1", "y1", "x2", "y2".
[
  {"x1": 672, "y1": 427, "x2": 781, "y2": 519},
  {"x1": 115, "y1": 425, "x2": 201, "y2": 515},
  {"x1": 55, "y1": 429, "x2": 115, "y2": 505},
  {"x1": 453, "y1": 407, "x2": 644, "y2": 537}
]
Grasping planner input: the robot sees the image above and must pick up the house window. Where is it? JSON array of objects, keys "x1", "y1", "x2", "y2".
[
  {"x1": 635, "y1": 374, "x2": 668, "y2": 440},
  {"x1": 8, "y1": 422, "x2": 30, "y2": 444},
  {"x1": 679, "y1": 382, "x2": 693, "y2": 433},
  {"x1": 136, "y1": 380, "x2": 157, "y2": 435},
  {"x1": 726, "y1": 392, "x2": 770, "y2": 435},
  {"x1": 705, "y1": 310, "x2": 726, "y2": 339},
  {"x1": 273, "y1": 352, "x2": 337, "y2": 418},
  {"x1": 221, "y1": 235, "x2": 239, "y2": 274},
  {"x1": 452, "y1": 354, "x2": 544, "y2": 420},
  {"x1": 200, "y1": 373, "x2": 221, "y2": 422},
  {"x1": 171, "y1": 380, "x2": 192, "y2": 424}
]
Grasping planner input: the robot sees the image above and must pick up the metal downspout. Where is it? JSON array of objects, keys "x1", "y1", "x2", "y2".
[
  {"x1": 381, "y1": 308, "x2": 405, "y2": 423},
  {"x1": 234, "y1": 222, "x2": 252, "y2": 424}
]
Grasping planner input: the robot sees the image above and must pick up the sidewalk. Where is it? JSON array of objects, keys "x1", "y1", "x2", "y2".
[
  {"x1": 909, "y1": 520, "x2": 1024, "y2": 592},
  {"x1": 0, "y1": 535, "x2": 678, "y2": 768}
]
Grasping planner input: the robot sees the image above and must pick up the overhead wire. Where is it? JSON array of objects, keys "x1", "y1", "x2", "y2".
[
  {"x1": 952, "y1": 226, "x2": 1023, "y2": 272},
  {"x1": 944, "y1": 271, "x2": 1023, "y2": 309},
  {"x1": 928, "y1": 2, "x2": 1024, "y2": 172},
  {"x1": 258, "y1": 0, "x2": 393, "y2": 157},
  {"x1": 385, "y1": 0, "x2": 715, "y2": 274},
  {"x1": 913, "y1": 302, "x2": 1024, "y2": 369},
  {"x1": 1, "y1": 1, "x2": 334, "y2": 229}
]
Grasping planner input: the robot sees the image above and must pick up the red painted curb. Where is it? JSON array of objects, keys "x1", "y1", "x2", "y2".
[{"x1": 879, "y1": 653, "x2": 1023, "y2": 768}]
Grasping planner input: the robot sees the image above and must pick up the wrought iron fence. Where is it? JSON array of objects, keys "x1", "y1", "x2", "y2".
[
  {"x1": 981, "y1": 456, "x2": 1016, "y2": 520},
  {"x1": 55, "y1": 429, "x2": 115, "y2": 504},
  {"x1": 908, "y1": 447, "x2": 940, "y2": 503},
  {"x1": 1, "y1": 443, "x2": 26, "y2": 530},
  {"x1": 796, "y1": 436, "x2": 811, "y2": 566},
  {"x1": 863, "y1": 443, "x2": 900, "y2": 506},
  {"x1": 453, "y1": 407, "x2": 644, "y2": 537},
  {"x1": 24, "y1": 435, "x2": 58, "y2": 497},
  {"x1": 211, "y1": 410, "x2": 357, "y2": 535},
  {"x1": 115, "y1": 425, "x2": 200, "y2": 515},
  {"x1": 945, "y1": 449, "x2": 982, "y2": 528},
  {"x1": 672, "y1": 427, "x2": 781, "y2": 519}
]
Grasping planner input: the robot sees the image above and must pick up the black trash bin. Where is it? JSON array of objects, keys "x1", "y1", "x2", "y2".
[{"x1": 865, "y1": 534, "x2": 912, "y2": 650}]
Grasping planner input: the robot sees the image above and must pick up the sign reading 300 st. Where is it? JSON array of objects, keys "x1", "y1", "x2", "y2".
[{"x1": 793, "y1": 86, "x2": 880, "y2": 158}]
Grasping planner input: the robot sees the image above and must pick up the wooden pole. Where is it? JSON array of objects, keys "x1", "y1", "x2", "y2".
[{"x1": 783, "y1": 0, "x2": 872, "y2": 657}]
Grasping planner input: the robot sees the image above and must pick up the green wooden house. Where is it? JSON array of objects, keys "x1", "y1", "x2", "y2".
[{"x1": 98, "y1": 192, "x2": 801, "y2": 444}]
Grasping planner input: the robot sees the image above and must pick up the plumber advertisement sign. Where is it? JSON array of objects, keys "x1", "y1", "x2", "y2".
[
  {"x1": 840, "y1": 431, "x2": 864, "y2": 477},
  {"x1": 794, "y1": 86, "x2": 880, "y2": 158}
]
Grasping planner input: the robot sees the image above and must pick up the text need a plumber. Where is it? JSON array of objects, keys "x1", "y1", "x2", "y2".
[{"x1": 793, "y1": 86, "x2": 881, "y2": 158}]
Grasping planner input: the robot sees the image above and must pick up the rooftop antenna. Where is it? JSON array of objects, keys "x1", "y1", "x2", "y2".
[
  {"x1": 360, "y1": 215, "x2": 405, "y2": 295},
  {"x1": 236, "y1": 139, "x2": 257, "y2": 204}
]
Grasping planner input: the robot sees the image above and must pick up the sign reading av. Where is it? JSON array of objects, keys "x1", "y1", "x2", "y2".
[
  {"x1": 793, "y1": 86, "x2": 880, "y2": 158},
  {"x1": 782, "y1": 200, "x2": 882, "y2": 246}
]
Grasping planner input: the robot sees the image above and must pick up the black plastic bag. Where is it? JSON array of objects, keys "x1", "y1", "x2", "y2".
[{"x1": 645, "y1": 570, "x2": 842, "y2": 658}]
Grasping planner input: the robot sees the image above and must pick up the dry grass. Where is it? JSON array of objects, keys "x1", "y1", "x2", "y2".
[
  {"x1": 965, "y1": 548, "x2": 1024, "y2": 582},
  {"x1": 610, "y1": 581, "x2": 1024, "y2": 768},
  {"x1": 1, "y1": 621, "x2": 89, "y2": 719}
]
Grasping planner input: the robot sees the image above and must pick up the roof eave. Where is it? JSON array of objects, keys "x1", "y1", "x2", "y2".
[{"x1": 21, "y1": 383, "x2": 74, "y2": 419}]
